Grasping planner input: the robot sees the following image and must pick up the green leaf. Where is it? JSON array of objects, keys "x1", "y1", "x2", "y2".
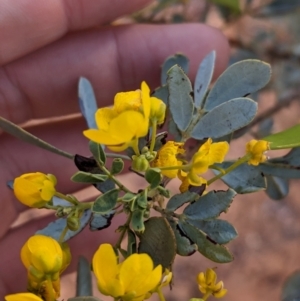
[
  {"x1": 122, "y1": 192, "x2": 136, "y2": 202},
  {"x1": 265, "y1": 176, "x2": 289, "y2": 201},
  {"x1": 145, "y1": 169, "x2": 161, "y2": 189},
  {"x1": 281, "y1": 271, "x2": 300, "y2": 301},
  {"x1": 191, "y1": 98, "x2": 257, "y2": 140},
  {"x1": 0, "y1": 117, "x2": 74, "y2": 159},
  {"x1": 257, "y1": 148, "x2": 300, "y2": 179},
  {"x1": 156, "y1": 186, "x2": 171, "y2": 198},
  {"x1": 179, "y1": 221, "x2": 233, "y2": 263},
  {"x1": 161, "y1": 53, "x2": 189, "y2": 85},
  {"x1": 194, "y1": 51, "x2": 215, "y2": 108},
  {"x1": 183, "y1": 189, "x2": 236, "y2": 220},
  {"x1": 131, "y1": 209, "x2": 145, "y2": 233},
  {"x1": 136, "y1": 190, "x2": 148, "y2": 209},
  {"x1": 78, "y1": 77, "x2": 98, "y2": 129},
  {"x1": 36, "y1": 210, "x2": 92, "y2": 242},
  {"x1": 167, "y1": 65, "x2": 194, "y2": 132},
  {"x1": 166, "y1": 191, "x2": 198, "y2": 212},
  {"x1": 138, "y1": 217, "x2": 176, "y2": 268},
  {"x1": 209, "y1": 0, "x2": 240, "y2": 12},
  {"x1": 264, "y1": 124, "x2": 300, "y2": 149},
  {"x1": 204, "y1": 60, "x2": 271, "y2": 111},
  {"x1": 71, "y1": 171, "x2": 108, "y2": 183},
  {"x1": 92, "y1": 189, "x2": 119, "y2": 214},
  {"x1": 127, "y1": 229, "x2": 137, "y2": 255},
  {"x1": 214, "y1": 162, "x2": 266, "y2": 193},
  {"x1": 89, "y1": 141, "x2": 106, "y2": 165},
  {"x1": 89, "y1": 211, "x2": 115, "y2": 231},
  {"x1": 111, "y1": 158, "x2": 124, "y2": 175},
  {"x1": 168, "y1": 220, "x2": 197, "y2": 256},
  {"x1": 76, "y1": 256, "x2": 93, "y2": 296},
  {"x1": 186, "y1": 219, "x2": 238, "y2": 244}
]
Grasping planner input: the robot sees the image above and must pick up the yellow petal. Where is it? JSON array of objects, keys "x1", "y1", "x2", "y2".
[
  {"x1": 40, "y1": 179, "x2": 56, "y2": 201},
  {"x1": 213, "y1": 288, "x2": 227, "y2": 298},
  {"x1": 205, "y1": 268, "x2": 217, "y2": 286},
  {"x1": 5, "y1": 293, "x2": 44, "y2": 301},
  {"x1": 83, "y1": 129, "x2": 122, "y2": 145},
  {"x1": 197, "y1": 272, "x2": 206, "y2": 286},
  {"x1": 208, "y1": 142, "x2": 229, "y2": 165},
  {"x1": 92, "y1": 244, "x2": 124, "y2": 297},
  {"x1": 95, "y1": 107, "x2": 117, "y2": 130},
  {"x1": 114, "y1": 90, "x2": 142, "y2": 113},
  {"x1": 141, "y1": 82, "x2": 151, "y2": 120}
]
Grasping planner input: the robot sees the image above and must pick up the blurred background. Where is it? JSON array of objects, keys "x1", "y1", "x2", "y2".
[{"x1": 15, "y1": 1, "x2": 300, "y2": 300}]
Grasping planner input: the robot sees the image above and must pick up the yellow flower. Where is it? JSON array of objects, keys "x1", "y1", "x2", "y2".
[
  {"x1": 84, "y1": 82, "x2": 153, "y2": 152},
  {"x1": 181, "y1": 138, "x2": 229, "y2": 188},
  {"x1": 152, "y1": 141, "x2": 185, "y2": 178},
  {"x1": 246, "y1": 139, "x2": 269, "y2": 165},
  {"x1": 150, "y1": 97, "x2": 166, "y2": 125},
  {"x1": 93, "y1": 244, "x2": 162, "y2": 301},
  {"x1": 21, "y1": 235, "x2": 65, "y2": 278},
  {"x1": 197, "y1": 268, "x2": 227, "y2": 299},
  {"x1": 21, "y1": 234, "x2": 71, "y2": 300},
  {"x1": 5, "y1": 293, "x2": 43, "y2": 301},
  {"x1": 14, "y1": 172, "x2": 57, "y2": 208}
]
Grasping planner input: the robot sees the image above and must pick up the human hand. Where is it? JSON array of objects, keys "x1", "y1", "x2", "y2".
[{"x1": 0, "y1": 0, "x2": 229, "y2": 297}]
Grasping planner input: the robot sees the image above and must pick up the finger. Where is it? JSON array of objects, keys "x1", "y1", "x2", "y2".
[
  {"x1": 0, "y1": 0, "x2": 153, "y2": 65},
  {"x1": 0, "y1": 23, "x2": 229, "y2": 125},
  {"x1": 0, "y1": 212, "x2": 125, "y2": 297}
]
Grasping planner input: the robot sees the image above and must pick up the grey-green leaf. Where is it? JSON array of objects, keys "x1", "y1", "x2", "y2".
[
  {"x1": 111, "y1": 158, "x2": 124, "y2": 175},
  {"x1": 179, "y1": 221, "x2": 233, "y2": 263},
  {"x1": 168, "y1": 118, "x2": 182, "y2": 142},
  {"x1": 266, "y1": 176, "x2": 289, "y2": 200},
  {"x1": 89, "y1": 141, "x2": 106, "y2": 165},
  {"x1": 145, "y1": 169, "x2": 161, "y2": 189},
  {"x1": 0, "y1": 117, "x2": 73, "y2": 159},
  {"x1": 161, "y1": 53, "x2": 189, "y2": 85},
  {"x1": 89, "y1": 210, "x2": 115, "y2": 231},
  {"x1": 168, "y1": 220, "x2": 197, "y2": 256},
  {"x1": 204, "y1": 60, "x2": 271, "y2": 111},
  {"x1": 281, "y1": 271, "x2": 300, "y2": 301},
  {"x1": 127, "y1": 229, "x2": 137, "y2": 255},
  {"x1": 36, "y1": 210, "x2": 92, "y2": 242},
  {"x1": 166, "y1": 191, "x2": 198, "y2": 212},
  {"x1": 152, "y1": 85, "x2": 169, "y2": 106},
  {"x1": 186, "y1": 219, "x2": 238, "y2": 244},
  {"x1": 138, "y1": 217, "x2": 176, "y2": 268},
  {"x1": 137, "y1": 190, "x2": 148, "y2": 209},
  {"x1": 167, "y1": 65, "x2": 194, "y2": 131},
  {"x1": 92, "y1": 189, "x2": 119, "y2": 213},
  {"x1": 194, "y1": 51, "x2": 215, "y2": 108},
  {"x1": 76, "y1": 256, "x2": 92, "y2": 296},
  {"x1": 71, "y1": 171, "x2": 108, "y2": 183},
  {"x1": 191, "y1": 98, "x2": 257, "y2": 140},
  {"x1": 183, "y1": 189, "x2": 236, "y2": 220},
  {"x1": 214, "y1": 161, "x2": 266, "y2": 193},
  {"x1": 78, "y1": 77, "x2": 98, "y2": 129}
]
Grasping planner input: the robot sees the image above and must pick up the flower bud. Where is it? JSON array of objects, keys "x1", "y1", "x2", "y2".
[
  {"x1": 14, "y1": 172, "x2": 57, "y2": 208},
  {"x1": 132, "y1": 155, "x2": 150, "y2": 172},
  {"x1": 150, "y1": 97, "x2": 166, "y2": 125},
  {"x1": 67, "y1": 216, "x2": 80, "y2": 231}
]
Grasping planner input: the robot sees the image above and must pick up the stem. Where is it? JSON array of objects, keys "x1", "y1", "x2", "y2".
[
  {"x1": 150, "y1": 119, "x2": 157, "y2": 153},
  {"x1": 115, "y1": 213, "x2": 132, "y2": 250},
  {"x1": 106, "y1": 153, "x2": 131, "y2": 161},
  {"x1": 157, "y1": 288, "x2": 166, "y2": 301},
  {"x1": 55, "y1": 192, "x2": 78, "y2": 205},
  {"x1": 153, "y1": 205, "x2": 181, "y2": 219},
  {"x1": 207, "y1": 155, "x2": 251, "y2": 185},
  {"x1": 158, "y1": 164, "x2": 190, "y2": 171},
  {"x1": 58, "y1": 225, "x2": 69, "y2": 244},
  {"x1": 132, "y1": 139, "x2": 140, "y2": 156},
  {"x1": 202, "y1": 292, "x2": 211, "y2": 301},
  {"x1": 79, "y1": 202, "x2": 94, "y2": 210},
  {"x1": 44, "y1": 277, "x2": 55, "y2": 301}
]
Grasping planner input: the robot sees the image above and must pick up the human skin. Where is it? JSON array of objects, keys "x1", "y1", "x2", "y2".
[{"x1": 0, "y1": 0, "x2": 229, "y2": 296}]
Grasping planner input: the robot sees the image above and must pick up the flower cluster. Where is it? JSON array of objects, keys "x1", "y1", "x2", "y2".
[{"x1": 197, "y1": 268, "x2": 227, "y2": 300}]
